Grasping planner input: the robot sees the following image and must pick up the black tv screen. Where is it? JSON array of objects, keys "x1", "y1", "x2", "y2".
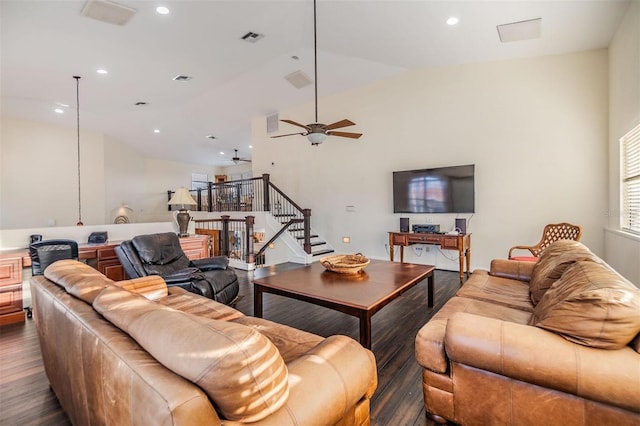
[{"x1": 393, "y1": 164, "x2": 475, "y2": 213}]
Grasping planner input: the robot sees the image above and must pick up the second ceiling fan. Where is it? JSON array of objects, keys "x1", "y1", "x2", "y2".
[{"x1": 272, "y1": 0, "x2": 362, "y2": 145}]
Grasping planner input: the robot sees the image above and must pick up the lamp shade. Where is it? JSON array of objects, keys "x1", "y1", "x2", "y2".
[
  {"x1": 307, "y1": 132, "x2": 326, "y2": 145},
  {"x1": 168, "y1": 187, "x2": 197, "y2": 208}
]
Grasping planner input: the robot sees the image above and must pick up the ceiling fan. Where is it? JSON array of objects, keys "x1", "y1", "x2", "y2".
[
  {"x1": 271, "y1": 0, "x2": 362, "y2": 145},
  {"x1": 231, "y1": 149, "x2": 251, "y2": 164}
]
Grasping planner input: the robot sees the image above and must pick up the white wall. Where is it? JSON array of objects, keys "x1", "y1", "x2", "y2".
[
  {"x1": 252, "y1": 50, "x2": 610, "y2": 273},
  {"x1": 606, "y1": 0, "x2": 640, "y2": 285},
  {"x1": 1, "y1": 117, "x2": 223, "y2": 238},
  {"x1": 1, "y1": 116, "x2": 105, "y2": 228}
]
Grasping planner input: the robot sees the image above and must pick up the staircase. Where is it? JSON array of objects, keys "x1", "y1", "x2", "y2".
[{"x1": 274, "y1": 214, "x2": 334, "y2": 259}]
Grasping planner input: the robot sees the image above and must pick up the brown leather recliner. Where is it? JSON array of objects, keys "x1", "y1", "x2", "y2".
[{"x1": 115, "y1": 232, "x2": 239, "y2": 305}]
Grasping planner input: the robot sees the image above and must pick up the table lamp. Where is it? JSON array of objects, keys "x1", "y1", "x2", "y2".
[{"x1": 168, "y1": 187, "x2": 197, "y2": 237}]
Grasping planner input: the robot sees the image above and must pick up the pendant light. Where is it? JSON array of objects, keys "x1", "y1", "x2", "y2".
[{"x1": 74, "y1": 75, "x2": 83, "y2": 226}]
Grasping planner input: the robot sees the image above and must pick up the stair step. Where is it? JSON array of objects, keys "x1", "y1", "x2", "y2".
[
  {"x1": 309, "y1": 241, "x2": 326, "y2": 247},
  {"x1": 273, "y1": 213, "x2": 296, "y2": 218},
  {"x1": 312, "y1": 249, "x2": 334, "y2": 257},
  {"x1": 289, "y1": 227, "x2": 304, "y2": 232},
  {"x1": 296, "y1": 235, "x2": 318, "y2": 240}
]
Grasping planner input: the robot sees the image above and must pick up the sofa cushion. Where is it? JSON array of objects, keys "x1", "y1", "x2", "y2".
[
  {"x1": 529, "y1": 240, "x2": 601, "y2": 305},
  {"x1": 44, "y1": 259, "x2": 114, "y2": 303},
  {"x1": 456, "y1": 270, "x2": 534, "y2": 312},
  {"x1": 93, "y1": 286, "x2": 289, "y2": 422},
  {"x1": 530, "y1": 261, "x2": 640, "y2": 349}
]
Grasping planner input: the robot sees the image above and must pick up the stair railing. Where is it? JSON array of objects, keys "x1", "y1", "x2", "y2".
[{"x1": 173, "y1": 175, "x2": 312, "y2": 267}]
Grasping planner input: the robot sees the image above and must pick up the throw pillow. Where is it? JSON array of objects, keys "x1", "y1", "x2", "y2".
[
  {"x1": 93, "y1": 286, "x2": 289, "y2": 422},
  {"x1": 530, "y1": 261, "x2": 640, "y2": 349},
  {"x1": 529, "y1": 240, "x2": 600, "y2": 305}
]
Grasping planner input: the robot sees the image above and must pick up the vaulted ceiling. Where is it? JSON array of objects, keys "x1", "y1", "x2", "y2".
[{"x1": 0, "y1": 0, "x2": 630, "y2": 166}]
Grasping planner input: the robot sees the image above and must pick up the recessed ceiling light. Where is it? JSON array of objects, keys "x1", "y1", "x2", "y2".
[
  {"x1": 219, "y1": 151, "x2": 224, "y2": 155},
  {"x1": 54, "y1": 108, "x2": 64, "y2": 114},
  {"x1": 56, "y1": 102, "x2": 70, "y2": 108},
  {"x1": 446, "y1": 17, "x2": 459, "y2": 26},
  {"x1": 156, "y1": 6, "x2": 169, "y2": 15},
  {"x1": 249, "y1": 145, "x2": 253, "y2": 149},
  {"x1": 96, "y1": 69, "x2": 108, "y2": 75},
  {"x1": 154, "y1": 129, "x2": 160, "y2": 133}
]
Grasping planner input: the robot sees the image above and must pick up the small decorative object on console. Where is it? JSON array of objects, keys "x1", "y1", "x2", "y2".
[{"x1": 320, "y1": 253, "x2": 370, "y2": 274}]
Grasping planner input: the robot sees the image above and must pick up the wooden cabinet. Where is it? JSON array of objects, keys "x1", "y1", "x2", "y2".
[
  {"x1": 179, "y1": 235, "x2": 210, "y2": 259},
  {"x1": 0, "y1": 254, "x2": 25, "y2": 325},
  {"x1": 80, "y1": 235, "x2": 210, "y2": 280},
  {"x1": 97, "y1": 246, "x2": 125, "y2": 281}
]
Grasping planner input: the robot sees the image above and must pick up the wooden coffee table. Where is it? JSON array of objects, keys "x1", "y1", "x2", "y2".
[{"x1": 253, "y1": 259, "x2": 435, "y2": 349}]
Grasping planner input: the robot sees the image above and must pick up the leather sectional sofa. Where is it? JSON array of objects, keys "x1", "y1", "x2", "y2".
[
  {"x1": 31, "y1": 260, "x2": 377, "y2": 425},
  {"x1": 415, "y1": 240, "x2": 640, "y2": 425}
]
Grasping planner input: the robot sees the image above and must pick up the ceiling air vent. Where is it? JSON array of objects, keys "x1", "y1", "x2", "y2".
[
  {"x1": 80, "y1": 0, "x2": 137, "y2": 26},
  {"x1": 497, "y1": 18, "x2": 542, "y2": 43},
  {"x1": 173, "y1": 75, "x2": 192, "y2": 81},
  {"x1": 241, "y1": 32, "x2": 264, "y2": 43},
  {"x1": 134, "y1": 101, "x2": 147, "y2": 106},
  {"x1": 284, "y1": 70, "x2": 313, "y2": 89}
]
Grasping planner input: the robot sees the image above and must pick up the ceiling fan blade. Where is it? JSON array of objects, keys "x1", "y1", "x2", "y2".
[
  {"x1": 325, "y1": 119, "x2": 356, "y2": 130},
  {"x1": 281, "y1": 120, "x2": 311, "y2": 131},
  {"x1": 327, "y1": 131, "x2": 362, "y2": 139},
  {"x1": 271, "y1": 132, "x2": 306, "y2": 138}
]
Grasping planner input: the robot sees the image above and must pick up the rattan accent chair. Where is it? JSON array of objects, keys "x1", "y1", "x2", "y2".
[{"x1": 508, "y1": 222, "x2": 583, "y2": 261}]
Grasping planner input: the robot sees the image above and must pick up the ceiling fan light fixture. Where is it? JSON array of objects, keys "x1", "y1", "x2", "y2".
[{"x1": 307, "y1": 132, "x2": 326, "y2": 145}]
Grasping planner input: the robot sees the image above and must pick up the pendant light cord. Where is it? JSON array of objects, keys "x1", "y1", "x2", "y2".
[
  {"x1": 74, "y1": 75, "x2": 83, "y2": 226},
  {"x1": 313, "y1": 0, "x2": 318, "y2": 123}
]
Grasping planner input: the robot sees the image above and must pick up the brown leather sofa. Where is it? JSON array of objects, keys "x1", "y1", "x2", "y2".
[
  {"x1": 415, "y1": 240, "x2": 640, "y2": 425},
  {"x1": 31, "y1": 260, "x2": 377, "y2": 426}
]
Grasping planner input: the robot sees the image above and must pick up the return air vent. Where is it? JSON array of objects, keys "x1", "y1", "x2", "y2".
[
  {"x1": 80, "y1": 0, "x2": 137, "y2": 26},
  {"x1": 284, "y1": 70, "x2": 313, "y2": 89},
  {"x1": 173, "y1": 75, "x2": 192, "y2": 81},
  {"x1": 242, "y1": 32, "x2": 264, "y2": 43},
  {"x1": 497, "y1": 18, "x2": 542, "y2": 43}
]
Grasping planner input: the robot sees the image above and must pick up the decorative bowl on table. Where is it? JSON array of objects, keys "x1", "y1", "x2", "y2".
[{"x1": 320, "y1": 253, "x2": 370, "y2": 274}]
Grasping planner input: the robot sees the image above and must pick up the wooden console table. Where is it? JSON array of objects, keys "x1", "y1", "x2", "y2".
[
  {"x1": 0, "y1": 234, "x2": 210, "y2": 326},
  {"x1": 388, "y1": 232, "x2": 471, "y2": 282}
]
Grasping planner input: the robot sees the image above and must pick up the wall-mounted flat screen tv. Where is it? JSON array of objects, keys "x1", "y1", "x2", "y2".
[{"x1": 393, "y1": 164, "x2": 475, "y2": 213}]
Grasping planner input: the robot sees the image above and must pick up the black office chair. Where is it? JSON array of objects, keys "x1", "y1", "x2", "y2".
[
  {"x1": 27, "y1": 239, "x2": 79, "y2": 319},
  {"x1": 115, "y1": 232, "x2": 240, "y2": 306},
  {"x1": 29, "y1": 239, "x2": 79, "y2": 276}
]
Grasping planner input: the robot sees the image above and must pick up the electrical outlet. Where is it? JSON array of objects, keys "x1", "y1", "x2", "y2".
[
  {"x1": 424, "y1": 246, "x2": 430, "y2": 252},
  {"x1": 415, "y1": 246, "x2": 423, "y2": 252}
]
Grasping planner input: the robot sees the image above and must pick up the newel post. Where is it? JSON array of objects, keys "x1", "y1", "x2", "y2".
[
  {"x1": 262, "y1": 173, "x2": 271, "y2": 212},
  {"x1": 303, "y1": 208, "x2": 312, "y2": 254},
  {"x1": 207, "y1": 182, "x2": 213, "y2": 212},
  {"x1": 245, "y1": 216, "x2": 255, "y2": 263},
  {"x1": 221, "y1": 215, "x2": 230, "y2": 256}
]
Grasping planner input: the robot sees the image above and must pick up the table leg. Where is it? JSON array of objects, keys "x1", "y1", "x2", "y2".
[
  {"x1": 466, "y1": 247, "x2": 471, "y2": 277},
  {"x1": 400, "y1": 246, "x2": 404, "y2": 264},
  {"x1": 359, "y1": 311, "x2": 372, "y2": 349},
  {"x1": 427, "y1": 273, "x2": 434, "y2": 307},
  {"x1": 458, "y1": 247, "x2": 464, "y2": 283},
  {"x1": 254, "y1": 286, "x2": 263, "y2": 318}
]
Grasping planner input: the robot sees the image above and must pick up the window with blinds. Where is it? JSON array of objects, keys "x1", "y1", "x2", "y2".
[{"x1": 621, "y1": 123, "x2": 640, "y2": 235}]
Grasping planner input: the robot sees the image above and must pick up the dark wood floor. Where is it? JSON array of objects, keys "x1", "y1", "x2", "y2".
[{"x1": 0, "y1": 264, "x2": 461, "y2": 426}]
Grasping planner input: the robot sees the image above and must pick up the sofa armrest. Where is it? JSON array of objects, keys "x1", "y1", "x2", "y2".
[
  {"x1": 162, "y1": 267, "x2": 200, "y2": 284},
  {"x1": 444, "y1": 312, "x2": 640, "y2": 412},
  {"x1": 116, "y1": 276, "x2": 168, "y2": 300},
  {"x1": 242, "y1": 335, "x2": 377, "y2": 425},
  {"x1": 489, "y1": 259, "x2": 535, "y2": 282},
  {"x1": 190, "y1": 256, "x2": 228, "y2": 271}
]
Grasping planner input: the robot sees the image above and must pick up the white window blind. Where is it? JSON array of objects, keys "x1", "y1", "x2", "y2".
[{"x1": 621, "y1": 123, "x2": 640, "y2": 235}]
